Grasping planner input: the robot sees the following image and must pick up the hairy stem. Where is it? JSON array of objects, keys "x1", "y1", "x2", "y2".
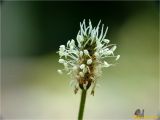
[{"x1": 78, "y1": 90, "x2": 87, "y2": 120}]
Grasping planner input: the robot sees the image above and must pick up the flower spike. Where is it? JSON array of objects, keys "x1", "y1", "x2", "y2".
[{"x1": 57, "y1": 20, "x2": 120, "y2": 95}]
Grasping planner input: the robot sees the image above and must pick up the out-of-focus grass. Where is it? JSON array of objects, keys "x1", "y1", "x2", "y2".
[{"x1": 2, "y1": 52, "x2": 158, "y2": 120}]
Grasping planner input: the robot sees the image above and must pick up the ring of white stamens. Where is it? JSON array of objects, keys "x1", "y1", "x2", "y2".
[{"x1": 57, "y1": 19, "x2": 120, "y2": 95}]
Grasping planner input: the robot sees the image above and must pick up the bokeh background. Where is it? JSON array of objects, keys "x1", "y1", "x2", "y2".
[{"x1": 1, "y1": 1, "x2": 159, "y2": 120}]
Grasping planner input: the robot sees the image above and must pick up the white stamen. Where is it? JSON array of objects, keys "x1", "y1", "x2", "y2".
[
  {"x1": 89, "y1": 19, "x2": 92, "y2": 34},
  {"x1": 99, "y1": 24, "x2": 104, "y2": 40},
  {"x1": 84, "y1": 50, "x2": 89, "y2": 56},
  {"x1": 57, "y1": 69, "x2": 63, "y2": 74},
  {"x1": 116, "y1": 55, "x2": 120, "y2": 61},
  {"x1": 102, "y1": 27, "x2": 108, "y2": 40},
  {"x1": 59, "y1": 59, "x2": 65, "y2": 63},
  {"x1": 105, "y1": 50, "x2": 113, "y2": 56},
  {"x1": 87, "y1": 59, "x2": 92, "y2": 65},
  {"x1": 80, "y1": 64, "x2": 85, "y2": 69},
  {"x1": 103, "y1": 39, "x2": 110, "y2": 44},
  {"x1": 104, "y1": 61, "x2": 111, "y2": 67},
  {"x1": 79, "y1": 72, "x2": 84, "y2": 77},
  {"x1": 60, "y1": 45, "x2": 65, "y2": 51},
  {"x1": 77, "y1": 35, "x2": 83, "y2": 42},
  {"x1": 80, "y1": 51, "x2": 83, "y2": 57},
  {"x1": 83, "y1": 67, "x2": 88, "y2": 74},
  {"x1": 94, "y1": 52, "x2": 99, "y2": 57},
  {"x1": 111, "y1": 45, "x2": 117, "y2": 52}
]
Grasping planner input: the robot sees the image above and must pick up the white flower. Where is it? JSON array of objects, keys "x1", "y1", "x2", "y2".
[{"x1": 57, "y1": 19, "x2": 120, "y2": 95}]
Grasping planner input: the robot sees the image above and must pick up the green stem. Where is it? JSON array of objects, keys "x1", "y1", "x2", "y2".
[{"x1": 78, "y1": 90, "x2": 87, "y2": 120}]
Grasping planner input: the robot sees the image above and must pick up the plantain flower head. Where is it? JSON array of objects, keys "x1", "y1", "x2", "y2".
[{"x1": 57, "y1": 19, "x2": 120, "y2": 95}]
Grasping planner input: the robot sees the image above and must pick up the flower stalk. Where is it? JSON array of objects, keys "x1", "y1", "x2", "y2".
[{"x1": 78, "y1": 90, "x2": 87, "y2": 120}]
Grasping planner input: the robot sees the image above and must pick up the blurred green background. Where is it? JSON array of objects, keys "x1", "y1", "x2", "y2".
[{"x1": 1, "y1": 1, "x2": 159, "y2": 120}]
